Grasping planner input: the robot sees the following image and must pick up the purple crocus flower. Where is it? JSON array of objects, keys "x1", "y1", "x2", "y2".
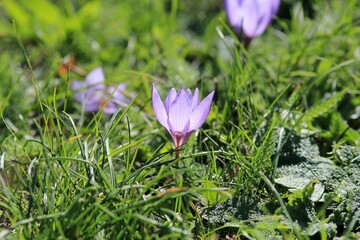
[
  {"x1": 224, "y1": 0, "x2": 280, "y2": 46},
  {"x1": 72, "y1": 67, "x2": 132, "y2": 114},
  {"x1": 152, "y1": 84, "x2": 214, "y2": 152}
]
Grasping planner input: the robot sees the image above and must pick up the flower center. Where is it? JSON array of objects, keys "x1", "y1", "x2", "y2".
[
  {"x1": 92, "y1": 90, "x2": 110, "y2": 108},
  {"x1": 173, "y1": 131, "x2": 185, "y2": 148}
]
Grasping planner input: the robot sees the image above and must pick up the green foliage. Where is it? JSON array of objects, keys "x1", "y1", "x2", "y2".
[
  {"x1": 275, "y1": 130, "x2": 360, "y2": 238},
  {"x1": 201, "y1": 194, "x2": 262, "y2": 227},
  {"x1": 301, "y1": 90, "x2": 346, "y2": 124},
  {"x1": 2, "y1": 0, "x2": 100, "y2": 47},
  {"x1": 285, "y1": 180, "x2": 317, "y2": 228}
]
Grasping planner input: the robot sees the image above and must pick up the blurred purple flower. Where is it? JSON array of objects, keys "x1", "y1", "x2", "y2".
[
  {"x1": 152, "y1": 84, "x2": 214, "y2": 151},
  {"x1": 224, "y1": 0, "x2": 280, "y2": 46},
  {"x1": 72, "y1": 67, "x2": 132, "y2": 114}
]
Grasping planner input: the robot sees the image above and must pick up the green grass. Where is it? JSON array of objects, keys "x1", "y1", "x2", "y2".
[{"x1": 1, "y1": 0, "x2": 360, "y2": 239}]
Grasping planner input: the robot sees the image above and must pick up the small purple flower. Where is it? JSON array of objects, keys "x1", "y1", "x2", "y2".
[
  {"x1": 152, "y1": 84, "x2": 214, "y2": 150},
  {"x1": 72, "y1": 67, "x2": 132, "y2": 114},
  {"x1": 224, "y1": 0, "x2": 280, "y2": 46}
]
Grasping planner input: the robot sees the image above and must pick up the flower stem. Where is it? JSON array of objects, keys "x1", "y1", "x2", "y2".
[
  {"x1": 243, "y1": 36, "x2": 252, "y2": 49},
  {"x1": 175, "y1": 147, "x2": 181, "y2": 158}
]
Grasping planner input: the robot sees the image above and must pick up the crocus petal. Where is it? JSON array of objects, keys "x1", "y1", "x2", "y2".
[
  {"x1": 271, "y1": 0, "x2": 281, "y2": 14},
  {"x1": 109, "y1": 85, "x2": 132, "y2": 107},
  {"x1": 241, "y1": 0, "x2": 260, "y2": 38},
  {"x1": 74, "y1": 91, "x2": 86, "y2": 103},
  {"x1": 84, "y1": 101, "x2": 100, "y2": 112},
  {"x1": 168, "y1": 89, "x2": 192, "y2": 133},
  {"x1": 103, "y1": 101, "x2": 118, "y2": 114},
  {"x1": 170, "y1": 131, "x2": 192, "y2": 148},
  {"x1": 189, "y1": 91, "x2": 214, "y2": 131},
  {"x1": 73, "y1": 68, "x2": 106, "y2": 106},
  {"x1": 85, "y1": 67, "x2": 105, "y2": 88},
  {"x1": 190, "y1": 88, "x2": 200, "y2": 110},
  {"x1": 185, "y1": 89, "x2": 193, "y2": 102},
  {"x1": 224, "y1": 0, "x2": 244, "y2": 32},
  {"x1": 165, "y1": 88, "x2": 177, "y2": 113},
  {"x1": 72, "y1": 81, "x2": 88, "y2": 102},
  {"x1": 109, "y1": 84, "x2": 127, "y2": 95},
  {"x1": 73, "y1": 67, "x2": 134, "y2": 114},
  {"x1": 224, "y1": 0, "x2": 280, "y2": 38},
  {"x1": 250, "y1": 0, "x2": 278, "y2": 37},
  {"x1": 152, "y1": 84, "x2": 169, "y2": 130},
  {"x1": 72, "y1": 80, "x2": 87, "y2": 91}
]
